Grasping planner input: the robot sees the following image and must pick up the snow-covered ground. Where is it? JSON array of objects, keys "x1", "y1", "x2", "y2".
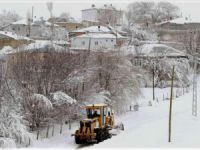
[{"x1": 31, "y1": 85, "x2": 200, "y2": 148}]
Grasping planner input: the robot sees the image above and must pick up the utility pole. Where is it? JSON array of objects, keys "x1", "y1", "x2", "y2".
[
  {"x1": 32, "y1": 6, "x2": 34, "y2": 22},
  {"x1": 153, "y1": 63, "x2": 155, "y2": 101},
  {"x1": 168, "y1": 65, "x2": 175, "y2": 143},
  {"x1": 192, "y1": 55, "x2": 198, "y2": 116}
]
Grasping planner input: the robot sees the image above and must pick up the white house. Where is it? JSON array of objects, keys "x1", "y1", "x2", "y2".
[
  {"x1": 71, "y1": 33, "x2": 117, "y2": 50},
  {"x1": 70, "y1": 25, "x2": 126, "y2": 50}
]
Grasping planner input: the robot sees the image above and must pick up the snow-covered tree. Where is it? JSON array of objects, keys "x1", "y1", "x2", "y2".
[
  {"x1": 126, "y1": 2, "x2": 180, "y2": 26},
  {"x1": 142, "y1": 57, "x2": 191, "y2": 88},
  {"x1": 97, "y1": 5, "x2": 120, "y2": 26},
  {"x1": 126, "y1": 2, "x2": 155, "y2": 27},
  {"x1": 156, "y1": 2, "x2": 180, "y2": 22},
  {"x1": 0, "y1": 74, "x2": 33, "y2": 147},
  {"x1": 64, "y1": 51, "x2": 142, "y2": 113},
  {"x1": 0, "y1": 10, "x2": 21, "y2": 28},
  {"x1": 49, "y1": 91, "x2": 79, "y2": 122},
  {"x1": 23, "y1": 93, "x2": 52, "y2": 130}
]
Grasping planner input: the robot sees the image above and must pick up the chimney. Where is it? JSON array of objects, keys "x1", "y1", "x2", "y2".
[{"x1": 98, "y1": 25, "x2": 100, "y2": 31}]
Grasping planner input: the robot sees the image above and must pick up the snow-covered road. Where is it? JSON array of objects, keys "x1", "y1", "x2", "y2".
[{"x1": 31, "y1": 87, "x2": 200, "y2": 148}]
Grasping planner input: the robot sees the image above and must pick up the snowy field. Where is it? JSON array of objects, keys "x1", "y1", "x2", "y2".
[{"x1": 31, "y1": 86, "x2": 200, "y2": 148}]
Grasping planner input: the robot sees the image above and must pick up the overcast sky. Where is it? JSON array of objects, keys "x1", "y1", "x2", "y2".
[{"x1": 0, "y1": 0, "x2": 200, "y2": 21}]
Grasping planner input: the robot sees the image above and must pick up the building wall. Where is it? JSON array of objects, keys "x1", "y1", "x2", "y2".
[
  {"x1": 82, "y1": 8, "x2": 123, "y2": 26},
  {"x1": 0, "y1": 39, "x2": 31, "y2": 49},
  {"x1": 71, "y1": 37, "x2": 116, "y2": 50},
  {"x1": 55, "y1": 22, "x2": 84, "y2": 31},
  {"x1": 82, "y1": 9, "x2": 98, "y2": 23},
  {"x1": 98, "y1": 8, "x2": 123, "y2": 25},
  {"x1": 155, "y1": 22, "x2": 200, "y2": 43}
]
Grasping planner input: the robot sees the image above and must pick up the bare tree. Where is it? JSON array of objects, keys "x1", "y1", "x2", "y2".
[
  {"x1": 26, "y1": 11, "x2": 31, "y2": 37},
  {"x1": 0, "y1": 10, "x2": 21, "y2": 28},
  {"x1": 126, "y1": 2, "x2": 180, "y2": 26},
  {"x1": 126, "y1": 2, "x2": 155, "y2": 27},
  {"x1": 97, "y1": 5, "x2": 122, "y2": 26},
  {"x1": 156, "y1": 2, "x2": 180, "y2": 21},
  {"x1": 46, "y1": 2, "x2": 54, "y2": 42}
]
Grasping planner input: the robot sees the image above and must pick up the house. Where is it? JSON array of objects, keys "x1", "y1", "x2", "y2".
[
  {"x1": 54, "y1": 22, "x2": 84, "y2": 32},
  {"x1": 154, "y1": 17, "x2": 200, "y2": 42},
  {"x1": 122, "y1": 43, "x2": 188, "y2": 66},
  {"x1": 2, "y1": 18, "x2": 68, "y2": 41},
  {"x1": 70, "y1": 25, "x2": 126, "y2": 50},
  {"x1": 48, "y1": 17, "x2": 84, "y2": 32},
  {"x1": 0, "y1": 31, "x2": 32, "y2": 49},
  {"x1": 82, "y1": 4, "x2": 123, "y2": 26}
]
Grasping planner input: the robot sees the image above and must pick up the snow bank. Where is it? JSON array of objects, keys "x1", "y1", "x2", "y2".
[
  {"x1": 51, "y1": 91, "x2": 76, "y2": 105},
  {"x1": 0, "y1": 138, "x2": 16, "y2": 148},
  {"x1": 0, "y1": 46, "x2": 14, "y2": 59},
  {"x1": 24, "y1": 40, "x2": 66, "y2": 52}
]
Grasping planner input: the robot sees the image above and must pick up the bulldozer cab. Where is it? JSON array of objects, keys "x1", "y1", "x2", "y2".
[{"x1": 85, "y1": 103, "x2": 112, "y2": 128}]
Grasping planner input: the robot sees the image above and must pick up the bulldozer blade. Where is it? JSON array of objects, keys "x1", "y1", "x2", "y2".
[{"x1": 113, "y1": 122, "x2": 124, "y2": 131}]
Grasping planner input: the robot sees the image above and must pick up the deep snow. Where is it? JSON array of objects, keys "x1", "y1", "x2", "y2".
[{"x1": 31, "y1": 85, "x2": 200, "y2": 148}]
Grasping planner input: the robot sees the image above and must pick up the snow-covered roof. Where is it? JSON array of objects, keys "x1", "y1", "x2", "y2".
[
  {"x1": 86, "y1": 103, "x2": 108, "y2": 107},
  {"x1": 53, "y1": 40, "x2": 70, "y2": 45},
  {"x1": 0, "y1": 31, "x2": 31, "y2": 40},
  {"x1": 139, "y1": 44, "x2": 186, "y2": 57},
  {"x1": 72, "y1": 26, "x2": 111, "y2": 33},
  {"x1": 158, "y1": 17, "x2": 200, "y2": 25},
  {"x1": 12, "y1": 19, "x2": 27, "y2": 25},
  {"x1": 71, "y1": 25, "x2": 125, "y2": 39},
  {"x1": 12, "y1": 19, "x2": 59, "y2": 27},
  {"x1": 107, "y1": 25, "x2": 126, "y2": 38},
  {"x1": 20, "y1": 40, "x2": 66, "y2": 52},
  {"x1": 51, "y1": 91, "x2": 76, "y2": 105},
  {"x1": 75, "y1": 33, "x2": 118, "y2": 39}
]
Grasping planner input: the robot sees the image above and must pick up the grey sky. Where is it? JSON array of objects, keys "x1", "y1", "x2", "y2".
[{"x1": 0, "y1": 0, "x2": 200, "y2": 21}]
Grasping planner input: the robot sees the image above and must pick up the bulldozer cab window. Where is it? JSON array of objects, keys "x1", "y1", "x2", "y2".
[
  {"x1": 103, "y1": 107, "x2": 107, "y2": 125},
  {"x1": 87, "y1": 108, "x2": 100, "y2": 118}
]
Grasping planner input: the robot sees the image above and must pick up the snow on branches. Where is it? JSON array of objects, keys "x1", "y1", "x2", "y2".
[{"x1": 50, "y1": 91, "x2": 76, "y2": 105}]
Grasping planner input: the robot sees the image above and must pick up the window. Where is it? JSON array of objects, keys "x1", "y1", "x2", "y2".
[
  {"x1": 106, "y1": 39, "x2": 108, "y2": 42},
  {"x1": 111, "y1": 39, "x2": 113, "y2": 42},
  {"x1": 82, "y1": 41, "x2": 85, "y2": 46},
  {"x1": 95, "y1": 41, "x2": 98, "y2": 45},
  {"x1": 87, "y1": 108, "x2": 100, "y2": 118}
]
